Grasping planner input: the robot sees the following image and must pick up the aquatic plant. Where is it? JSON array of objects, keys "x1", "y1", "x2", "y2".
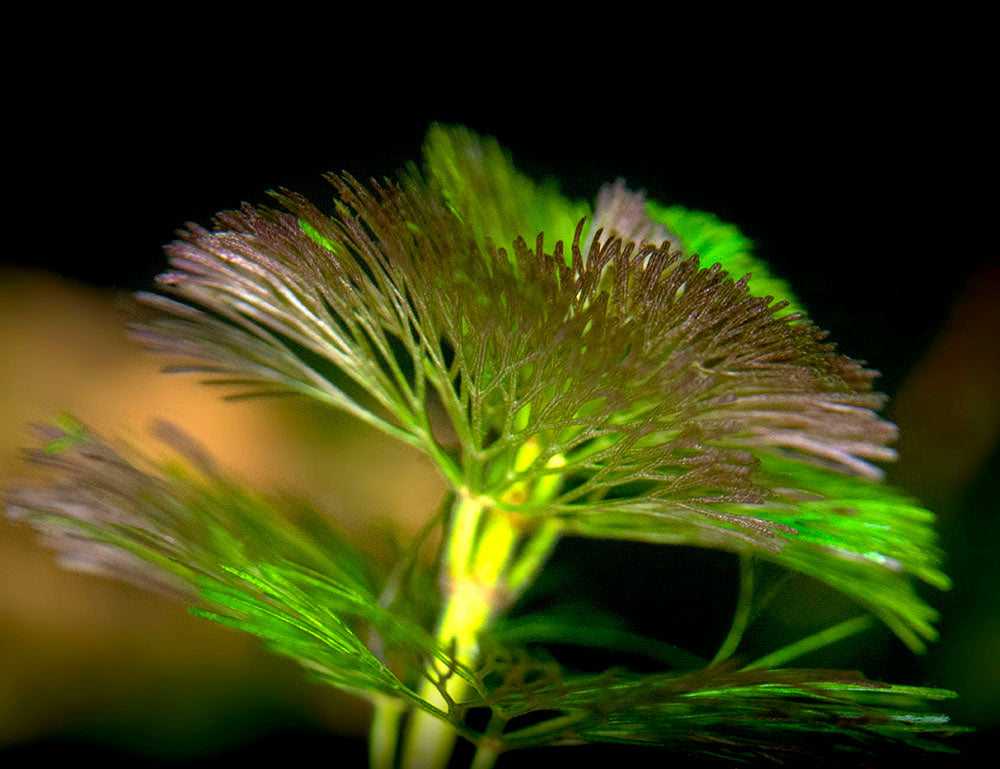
[{"x1": 5, "y1": 125, "x2": 962, "y2": 767}]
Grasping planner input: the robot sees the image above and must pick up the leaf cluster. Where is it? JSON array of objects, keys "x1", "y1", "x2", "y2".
[
  {"x1": 461, "y1": 648, "x2": 963, "y2": 762},
  {"x1": 6, "y1": 424, "x2": 965, "y2": 760},
  {"x1": 133, "y1": 126, "x2": 946, "y2": 650}
]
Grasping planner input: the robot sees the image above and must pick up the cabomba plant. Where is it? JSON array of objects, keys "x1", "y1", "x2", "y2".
[{"x1": 6, "y1": 125, "x2": 964, "y2": 766}]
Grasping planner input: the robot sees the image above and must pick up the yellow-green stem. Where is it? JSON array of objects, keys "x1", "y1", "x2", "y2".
[
  {"x1": 402, "y1": 494, "x2": 517, "y2": 769},
  {"x1": 446, "y1": 494, "x2": 485, "y2": 584},
  {"x1": 370, "y1": 695, "x2": 405, "y2": 769},
  {"x1": 506, "y1": 518, "x2": 561, "y2": 596},
  {"x1": 399, "y1": 446, "x2": 568, "y2": 769},
  {"x1": 469, "y1": 745, "x2": 500, "y2": 769}
]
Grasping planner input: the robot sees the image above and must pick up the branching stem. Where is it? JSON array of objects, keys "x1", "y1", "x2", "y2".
[
  {"x1": 401, "y1": 493, "x2": 504, "y2": 769},
  {"x1": 400, "y1": 457, "x2": 566, "y2": 769}
]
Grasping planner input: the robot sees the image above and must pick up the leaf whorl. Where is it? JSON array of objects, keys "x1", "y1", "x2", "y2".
[
  {"x1": 128, "y1": 149, "x2": 945, "y2": 647},
  {"x1": 142, "y1": 167, "x2": 896, "y2": 512}
]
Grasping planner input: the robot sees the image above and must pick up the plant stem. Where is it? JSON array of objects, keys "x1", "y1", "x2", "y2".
[
  {"x1": 397, "y1": 443, "x2": 569, "y2": 769},
  {"x1": 401, "y1": 493, "x2": 504, "y2": 769},
  {"x1": 711, "y1": 553, "x2": 754, "y2": 666},
  {"x1": 370, "y1": 695, "x2": 405, "y2": 769},
  {"x1": 469, "y1": 746, "x2": 500, "y2": 769},
  {"x1": 505, "y1": 518, "x2": 560, "y2": 597},
  {"x1": 743, "y1": 615, "x2": 875, "y2": 670}
]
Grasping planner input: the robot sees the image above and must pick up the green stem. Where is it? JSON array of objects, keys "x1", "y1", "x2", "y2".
[
  {"x1": 401, "y1": 495, "x2": 508, "y2": 769},
  {"x1": 505, "y1": 518, "x2": 561, "y2": 598},
  {"x1": 446, "y1": 494, "x2": 486, "y2": 584},
  {"x1": 710, "y1": 553, "x2": 754, "y2": 666},
  {"x1": 743, "y1": 615, "x2": 875, "y2": 670},
  {"x1": 469, "y1": 746, "x2": 499, "y2": 769},
  {"x1": 370, "y1": 695, "x2": 405, "y2": 769},
  {"x1": 398, "y1": 446, "x2": 568, "y2": 769}
]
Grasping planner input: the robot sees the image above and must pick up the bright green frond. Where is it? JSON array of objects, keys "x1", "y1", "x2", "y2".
[
  {"x1": 755, "y1": 453, "x2": 949, "y2": 590},
  {"x1": 555, "y1": 451, "x2": 948, "y2": 652},
  {"x1": 421, "y1": 123, "x2": 590, "y2": 257},
  {"x1": 733, "y1": 453, "x2": 949, "y2": 651},
  {"x1": 647, "y1": 201, "x2": 803, "y2": 316}
]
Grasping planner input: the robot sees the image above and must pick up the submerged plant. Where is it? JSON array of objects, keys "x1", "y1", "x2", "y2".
[{"x1": 6, "y1": 125, "x2": 963, "y2": 766}]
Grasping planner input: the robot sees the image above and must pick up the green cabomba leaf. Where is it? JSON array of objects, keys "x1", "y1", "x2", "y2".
[
  {"x1": 4, "y1": 124, "x2": 960, "y2": 764},
  {"x1": 645, "y1": 201, "x2": 803, "y2": 318}
]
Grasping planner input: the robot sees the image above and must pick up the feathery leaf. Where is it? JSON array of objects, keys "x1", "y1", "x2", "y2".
[{"x1": 129, "y1": 126, "x2": 948, "y2": 650}]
